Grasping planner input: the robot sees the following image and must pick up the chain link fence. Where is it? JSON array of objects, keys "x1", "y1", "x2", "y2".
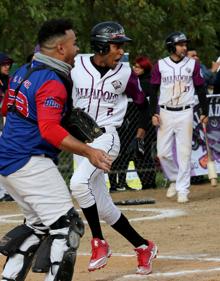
[
  {"x1": 58, "y1": 151, "x2": 73, "y2": 186},
  {"x1": 57, "y1": 101, "x2": 210, "y2": 189},
  {"x1": 57, "y1": 101, "x2": 165, "y2": 190},
  {"x1": 107, "y1": 101, "x2": 160, "y2": 190}
]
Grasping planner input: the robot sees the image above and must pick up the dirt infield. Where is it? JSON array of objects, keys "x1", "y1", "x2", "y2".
[{"x1": 1, "y1": 183, "x2": 220, "y2": 281}]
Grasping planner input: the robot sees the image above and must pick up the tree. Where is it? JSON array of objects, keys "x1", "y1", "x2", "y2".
[{"x1": 0, "y1": 0, "x2": 219, "y2": 65}]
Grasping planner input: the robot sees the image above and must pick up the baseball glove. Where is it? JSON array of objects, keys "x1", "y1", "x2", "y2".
[
  {"x1": 114, "y1": 198, "x2": 156, "y2": 205},
  {"x1": 62, "y1": 107, "x2": 103, "y2": 143}
]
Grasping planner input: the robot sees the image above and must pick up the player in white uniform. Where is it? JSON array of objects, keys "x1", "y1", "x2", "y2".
[
  {"x1": 70, "y1": 21, "x2": 157, "y2": 275},
  {"x1": 150, "y1": 32, "x2": 209, "y2": 203}
]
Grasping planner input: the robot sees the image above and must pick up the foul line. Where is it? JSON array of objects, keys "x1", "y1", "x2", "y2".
[
  {"x1": 119, "y1": 267, "x2": 220, "y2": 280},
  {"x1": 77, "y1": 252, "x2": 220, "y2": 280},
  {"x1": 0, "y1": 208, "x2": 186, "y2": 224},
  {"x1": 78, "y1": 251, "x2": 220, "y2": 262},
  {"x1": 1, "y1": 249, "x2": 220, "y2": 278}
]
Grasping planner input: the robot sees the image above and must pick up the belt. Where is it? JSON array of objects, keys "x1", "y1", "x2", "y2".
[
  {"x1": 100, "y1": 127, "x2": 117, "y2": 134},
  {"x1": 160, "y1": 105, "x2": 191, "y2": 111}
]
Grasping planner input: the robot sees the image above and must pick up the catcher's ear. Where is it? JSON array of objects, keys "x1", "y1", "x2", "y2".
[{"x1": 56, "y1": 43, "x2": 65, "y2": 55}]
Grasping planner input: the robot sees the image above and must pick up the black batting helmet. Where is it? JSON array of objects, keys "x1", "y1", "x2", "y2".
[
  {"x1": 165, "y1": 32, "x2": 189, "y2": 53},
  {"x1": 90, "y1": 21, "x2": 132, "y2": 55}
]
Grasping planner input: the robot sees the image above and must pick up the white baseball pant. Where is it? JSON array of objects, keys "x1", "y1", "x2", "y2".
[
  {"x1": 70, "y1": 127, "x2": 121, "y2": 226},
  {"x1": 157, "y1": 107, "x2": 193, "y2": 195},
  {"x1": 0, "y1": 156, "x2": 74, "y2": 281}
]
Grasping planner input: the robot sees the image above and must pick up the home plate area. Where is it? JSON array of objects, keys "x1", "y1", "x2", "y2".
[{"x1": 1, "y1": 184, "x2": 220, "y2": 280}]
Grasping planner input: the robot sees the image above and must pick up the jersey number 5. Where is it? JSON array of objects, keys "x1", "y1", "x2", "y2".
[{"x1": 8, "y1": 89, "x2": 29, "y2": 117}]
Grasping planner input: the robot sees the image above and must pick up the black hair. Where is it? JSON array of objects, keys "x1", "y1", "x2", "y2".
[
  {"x1": 38, "y1": 19, "x2": 73, "y2": 46},
  {"x1": 187, "y1": 47, "x2": 196, "y2": 52},
  {"x1": 26, "y1": 53, "x2": 34, "y2": 63}
]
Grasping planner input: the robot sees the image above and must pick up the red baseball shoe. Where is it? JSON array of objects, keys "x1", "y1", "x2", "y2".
[
  {"x1": 135, "y1": 240, "x2": 157, "y2": 275},
  {"x1": 88, "y1": 238, "x2": 112, "y2": 271}
]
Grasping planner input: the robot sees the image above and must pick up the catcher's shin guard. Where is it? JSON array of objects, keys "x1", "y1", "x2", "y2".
[
  {"x1": 2, "y1": 243, "x2": 39, "y2": 281},
  {"x1": 0, "y1": 224, "x2": 34, "y2": 256},
  {"x1": 1, "y1": 233, "x2": 42, "y2": 281},
  {"x1": 53, "y1": 209, "x2": 84, "y2": 281},
  {"x1": 53, "y1": 248, "x2": 77, "y2": 281},
  {"x1": 32, "y1": 236, "x2": 53, "y2": 273},
  {"x1": 37, "y1": 208, "x2": 84, "y2": 281}
]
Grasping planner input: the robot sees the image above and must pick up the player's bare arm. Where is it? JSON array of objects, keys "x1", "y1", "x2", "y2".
[
  {"x1": 200, "y1": 115, "x2": 209, "y2": 125},
  {"x1": 150, "y1": 81, "x2": 160, "y2": 126},
  {"x1": 152, "y1": 114, "x2": 161, "y2": 126}
]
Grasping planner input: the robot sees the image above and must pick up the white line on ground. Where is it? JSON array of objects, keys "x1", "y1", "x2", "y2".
[
  {"x1": 1, "y1": 249, "x2": 220, "y2": 278},
  {"x1": 1, "y1": 251, "x2": 220, "y2": 263},
  {"x1": 118, "y1": 267, "x2": 220, "y2": 280},
  {"x1": 0, "y1": 208, "x2": 186, "y2": 224},
  {"x1": 78, "y1": 252, "x2": 220, "y2": 262},
  {"x1": 77, "y1": 252, "x2": 220, "y2": 280}
]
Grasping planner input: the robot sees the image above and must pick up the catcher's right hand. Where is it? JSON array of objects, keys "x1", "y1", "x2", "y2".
[{"x1": 87, "y1": 147, "x2": 112, "y2": 172}]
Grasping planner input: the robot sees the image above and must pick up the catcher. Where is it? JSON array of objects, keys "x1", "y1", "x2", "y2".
[{"x1": 0, "y1": 19, "x2": 111, "y2": 281}]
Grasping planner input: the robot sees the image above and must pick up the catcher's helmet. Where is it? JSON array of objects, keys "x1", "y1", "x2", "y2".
[
  {"x1": 91, "y1": 21, "x2": 132, "y2": 54},
  {"x1": 165, "y1": 32, "x2": 189, "y2": 53}
]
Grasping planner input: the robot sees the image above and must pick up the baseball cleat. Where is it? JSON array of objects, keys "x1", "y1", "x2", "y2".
[
  {"x1": 166, "y1": 182, "x2": 177, "y2": 198},
  {"x1": 88, "y1": 238, "x2": 112, "y2": 271},
  {"x1": 0, "y1": 194, "x2": 14, "y2": 202},
  {"x1": 135, "y1": 240, "x2": 158, "y2": 275},
  {"x1": 177, "y1": 193, "x2": 189, "y2": 203}
]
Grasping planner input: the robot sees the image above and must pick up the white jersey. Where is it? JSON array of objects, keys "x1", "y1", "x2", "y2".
[
  {"x1": 151, "y1": 56, "x2": 204, "y2": 107},
  {"x1": 71, "y1": 55, "x2": 132, "y2": 128}
]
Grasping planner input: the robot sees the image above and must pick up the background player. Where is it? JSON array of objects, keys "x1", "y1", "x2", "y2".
[
  {"x1": 0, "y1": 19, "x2": 111, "y2": 281},
  {"x1": 150, "y1": 31, "x2": 209, "y2": 203},
  {"x1": 70, "y1": 21, "x2": 157, "y2": 275}
]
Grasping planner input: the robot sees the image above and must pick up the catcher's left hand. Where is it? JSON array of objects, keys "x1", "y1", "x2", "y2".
[{"x1": 62, "y1": 107, "x2": 103, "y2": 143}]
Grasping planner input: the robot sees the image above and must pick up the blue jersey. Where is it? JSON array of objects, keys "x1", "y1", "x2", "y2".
[{"x1": 0, "y1": 61, "x2": 67, "y2": 176}]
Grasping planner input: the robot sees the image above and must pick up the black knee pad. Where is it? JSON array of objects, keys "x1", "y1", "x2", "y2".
[
  {"x1": 50, "y1": 207, "x2": 84, "y2": 249},
  {"x1": 66, "y1": 208, "x2": 85, "y2": 249},
  {"x1": 51, "y1": 208, "x2": 84, "y2": 236}
]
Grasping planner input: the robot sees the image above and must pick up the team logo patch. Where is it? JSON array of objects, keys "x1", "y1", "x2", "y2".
[
  {"x1": 111, "y1": 80, "x2": 122, "y2": 90},
  {"x1": 44, "y1": 97, "x2": 61, "y2": 108},
  {"x1": 185, "y1": 67, "x2": 191, "y2": 73}
]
